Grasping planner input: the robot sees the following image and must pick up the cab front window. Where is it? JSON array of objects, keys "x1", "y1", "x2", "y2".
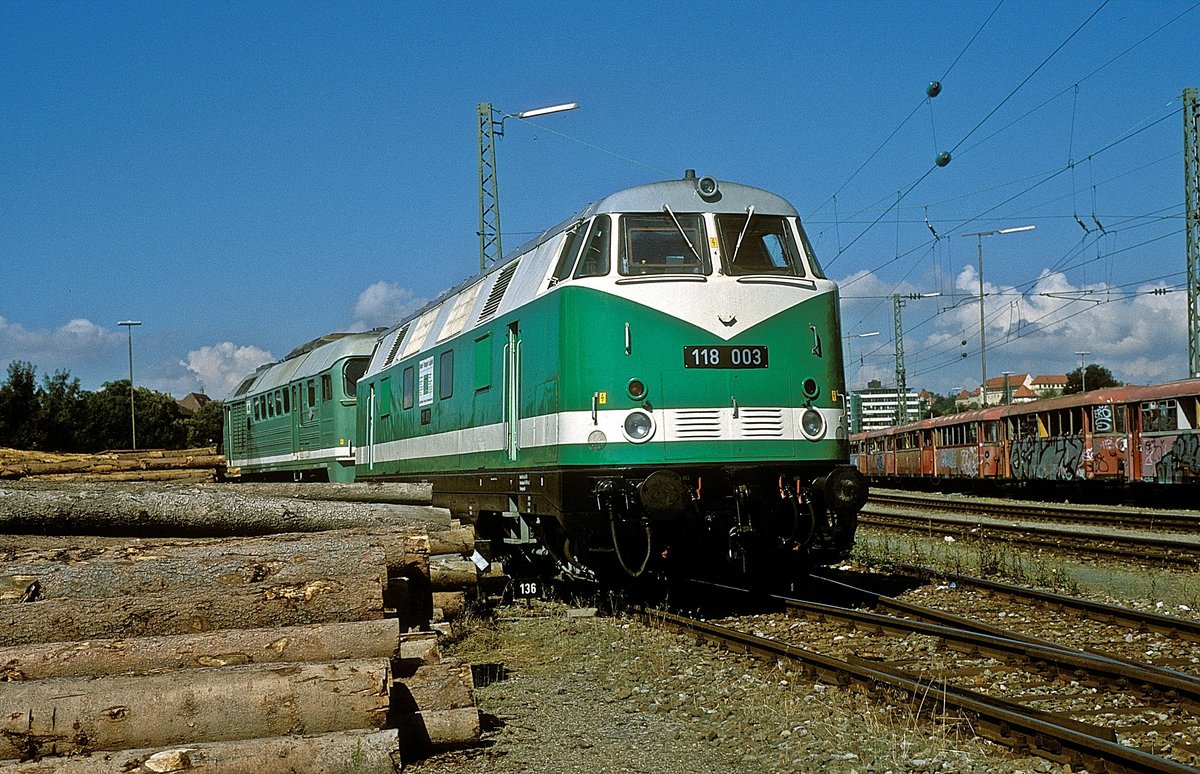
[
  {"x1": 618, "y1": 213, "x2": 710, "y2": 276},
  {"x1": 716, "y1": 214, "x2": 804, "y2": 276}
]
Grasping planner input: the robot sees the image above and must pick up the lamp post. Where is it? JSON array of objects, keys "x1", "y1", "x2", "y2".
[
  {"x1": 844, "y1": 328, "x2": 883, "y2": 432},
  {"x1": 1075, "y1": 350, "x2": 1092, "y2": 393},
  {"x1": 962, "y1": 226, "x2": 1035, "y2": 406},
  {"x1": 477, "y1": 101, "x2": 580, "y2": 270},
  {"x1": 116, "y1": 320, "x2": 142, "y2": 450},
  {"x1": 842, "y1": 331, "x2": 880, "y2": 388}
]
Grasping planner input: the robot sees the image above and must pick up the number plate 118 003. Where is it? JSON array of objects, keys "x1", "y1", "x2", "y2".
[{"x1": 684, "y1": 345, "x2": 768, "y2": 369}]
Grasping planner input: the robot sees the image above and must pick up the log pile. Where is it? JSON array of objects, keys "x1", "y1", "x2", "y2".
[
  {"x1": 0, "y1": 447, "x2": 225, "y2": 483},
  {"x1": 0, "y1": 482, "x2": 492, "y2": 772}
]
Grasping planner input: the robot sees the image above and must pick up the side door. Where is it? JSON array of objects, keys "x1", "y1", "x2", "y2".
[{"x1": 503, "y1": 323, "x2": 521, "y2": 462}]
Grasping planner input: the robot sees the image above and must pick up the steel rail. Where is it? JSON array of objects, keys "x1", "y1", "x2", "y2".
[
  {"x1": 776, "y1": 589, "x2": 1200, "y2": 715},
  {"x1": 859, "y1": 509, "x2": 1198, "y2": 567},
  {"x1": 637, "y1": 606, "x2": 1199, "y2": 774},
  {"x1": 885, "y1": 564, "x2": 1200, "y2": 644},
  {"x1": 870, "y1": 491, "x2": 1200, "y2": 533}
]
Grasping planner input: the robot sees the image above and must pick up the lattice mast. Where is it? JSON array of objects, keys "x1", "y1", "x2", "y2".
[
  {"x1": 1185, "y1": 87, "x2": 1199, "y2": 377},
  {"x1": 893, "y1": 294, "x2": 907, "y2": 425},
  {"x1": 477, "y1": 103, "x2": 502, "y2": 271}
]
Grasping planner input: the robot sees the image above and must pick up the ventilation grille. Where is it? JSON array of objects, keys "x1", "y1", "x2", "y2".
[
  {"x1": 673, "y1": 409, "x2": 722, "y2": 439},
  {"x1": 738, "y1": 408, "x2": 785, "y2": 437},
  {"x1": 478, "y1": 261, "x2": 520, "y2": 324},
  {"x1": 383, "y1": 324, "x2": 410, "y2": 367}
]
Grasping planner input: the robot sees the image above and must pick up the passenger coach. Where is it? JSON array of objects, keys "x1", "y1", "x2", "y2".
[
  {"x1": 852, "y1": 378, "x2": 1200, "y2": 493},
  {"x1": 223, "y1": 332, "x2": 377, "y2": 482}
]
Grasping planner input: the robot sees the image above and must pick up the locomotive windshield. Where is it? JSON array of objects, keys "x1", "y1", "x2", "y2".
[
  {"x1": 715, "y1": 213, "x2": 806, "y2": 276},
  {"x1": 619, "y1": 213, "x2": 710, "y2": 276}
]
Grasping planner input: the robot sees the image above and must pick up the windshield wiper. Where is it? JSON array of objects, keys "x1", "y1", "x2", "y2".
[
  {"x1": 730, "y1": 205, "x2": 755, "y2": 265},
  {"x1": 661, "y1": 204, "x2": 704, "y2": 265}
]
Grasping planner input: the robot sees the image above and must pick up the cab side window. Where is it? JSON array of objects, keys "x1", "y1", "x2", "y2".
[{"x1": 574, "y1": 215, "x2": 612, "y2": 278}]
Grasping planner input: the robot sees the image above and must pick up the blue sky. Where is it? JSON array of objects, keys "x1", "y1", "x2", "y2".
[{"x1": 1, "y1": 1, "x2": 1196, "y2": 399}]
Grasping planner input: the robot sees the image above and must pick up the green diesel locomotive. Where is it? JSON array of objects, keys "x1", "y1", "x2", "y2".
[{"x1": 354, "y1": 173, "x2": 866, "y2": 582}]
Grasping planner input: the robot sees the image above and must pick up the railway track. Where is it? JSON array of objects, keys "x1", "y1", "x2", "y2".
[
  {"x1": 643, "y1": 576, "x2": 1200, "y2": 772},
  {"x1": 870, "y1": 489, "x2": 1200, "y2": 534},
  {"x1": 859, "y1": 494, "x2": 1199, "y2": 567},
  {"x1": 874, "y1": 565, "x2": 1200, "y2": 663}
]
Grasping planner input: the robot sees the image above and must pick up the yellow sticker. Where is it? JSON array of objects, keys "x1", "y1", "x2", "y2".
[
  {"x1": 709, "y1": 237, "x2": 718, "y2": 249},
  {"x1": 598, "y1": 392, "x2": 607, "y2": 405}
]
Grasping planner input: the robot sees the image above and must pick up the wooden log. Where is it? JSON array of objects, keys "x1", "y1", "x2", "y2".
[
  {"x1": 105, "y1": 447, "x2": 218, "y2": 459},
  {"x1": 0, "y1": 729, "x2": 400, "y2": 773},
  {"x1": 16, "y1": 455, "x2": 224, "y2": 476},
  {"x1": 23, "y1": 471, "x2": 216, "y2": 484},
  {"x1": 0, "y1": 572, "x2": 387, "y2": 647},
  {"x1": 0, "y1": 659, "x2": 392, "y2": 760},
  {"x1": 0, "y1": 484, "x2": 451, "y2": 536},
  {"x1": 428, "y1": 555, "x2": 478, "y2": 592},
  {"x1": 392, "y1": 658, "x2": 476, "y2": 713},
  {"x1": 396, "y1": 708, "x2": 482, "y2": 755},
  {"x1": 432, "y1": 591, "x2": 467, "y2": 621},
  {"x1": 221, "y1": 481, "x2": 432, "y2": 506},
  {"x1": 0, "y1": 525, "x2": 432, "y2": 604},
  {"x1": 0, "y1": 529, "x2": 428, "y2": 603},
  {"x1": 397, "y1": 631, "x2": 440, "y2": 665},
  {"x1": 427, "y1": 526, "x2": 475, "y2": 556},
  {"x1": 1, "y1": 449, "x2": 222, "y2": 480},
  {"x1": 0, "y1": 541, "x2": 388, "y2": 602},
  {"x1": 0, "y1": 619, "x2": 410, "y2": 681}
]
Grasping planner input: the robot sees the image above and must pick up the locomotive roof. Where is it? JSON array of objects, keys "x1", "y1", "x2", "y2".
[
  {"x1": 226, "y1": 331, "x2": 379, "y2": 400},
  {"x1": 376, "y1": 174, "x2": 804, "y2": 343},
  {"x1": 505, "y1": 176, "x2": 800, "y2": 262}
]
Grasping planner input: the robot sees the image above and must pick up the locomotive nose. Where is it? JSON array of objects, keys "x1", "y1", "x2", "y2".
[
  {"x1": 815, "y1": 466, "x2": 869, "y2": 515},
  {"x1": 637, "y1": 470, "x2": 687, "y2": 519}
]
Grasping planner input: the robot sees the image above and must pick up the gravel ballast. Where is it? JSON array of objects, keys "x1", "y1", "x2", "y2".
[{"x1": 407, "y1": 599, "x2": 1059, "y2": 774}]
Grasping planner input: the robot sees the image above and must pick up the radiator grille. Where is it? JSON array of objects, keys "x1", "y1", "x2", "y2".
[
  {"x1": 738, "y1": 408, "x2": 785, "y2": 437},
  {"x1": 672, "y1": 409, "x2": 722, "y2": 439}
]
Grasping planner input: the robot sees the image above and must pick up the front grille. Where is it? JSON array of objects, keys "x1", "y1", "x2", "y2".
[
  {"x1": 738, "y1": 408, "x2": 785, "y2": 437},
  {"x1": 673, "y1": 409, "x2": 722, "y2": 439}
]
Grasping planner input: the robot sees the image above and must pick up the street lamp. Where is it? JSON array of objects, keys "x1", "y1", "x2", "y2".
[
  {"x1": 477, "y1": 101, "x2": 580, "y2": 270},
  {"x1": 117, "y1": 320, "x2": 142, "y2": 450},
  {"x1": 962, "y1": 226, "x2": 1035, "y2": 406},
  {"x1": 842, "y1": 331, "x2": 880, "y2": 389},
  {"x1": 841, "y1": 332, "x2": 879, "y2": 433},
  {"x1": 1075, "y1": 350, "x2": 1092, "y2": 393}
]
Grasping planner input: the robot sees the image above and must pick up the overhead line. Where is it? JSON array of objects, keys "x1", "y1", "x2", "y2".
[
  {"x1": 948, "y1": 0, "x2": 1110, "y2": 155},
  {"x1": 808, "y1": 1, "x2": 1005, "y2": 221}
]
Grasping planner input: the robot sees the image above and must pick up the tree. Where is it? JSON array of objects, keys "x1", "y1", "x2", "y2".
[
  {"x1": 185, "y1": 399, "x2": 225, "y2": 449},
  {"x1": 925, "y1": 392, "x2": 961, "y2": 418},
  {"x1": 37, "y1": 369, "x2": 85, "y2": 451},
  {"x1": 0, "y1": 361, "x2": 40, "y2": 449},
  {"x1": 78, "y1": 381, "x2": 185, "y2": 451},
  {"x1": 1065, "y1": 364, "x2": 1122, "y2": 395}
]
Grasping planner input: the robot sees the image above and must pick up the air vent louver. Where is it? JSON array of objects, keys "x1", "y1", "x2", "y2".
[{"x1": 478, "y1": 261, "x2": 520, "y2": 324}]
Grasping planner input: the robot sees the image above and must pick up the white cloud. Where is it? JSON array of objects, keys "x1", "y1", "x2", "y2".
[
  {"x1": 836, "y1": 267, "x2": 1189, "y2": 394},
  {"x1": 350, "y1": 281, "x2": 427, "y2": 331},
  {"x1": 0, "y1": 316, "x2": 124, "y2": 375},
  {"x1": 182, "y1": 342, "x2": 274, "y2": 399}
]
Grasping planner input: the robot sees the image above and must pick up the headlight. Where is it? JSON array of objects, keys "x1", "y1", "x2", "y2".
[
  {"x1": 800, "y1": 408, "x2": 826, "y2": 440},
  {"x1": 623, "y1": 410, "x2": 656, "y2": 443}
]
